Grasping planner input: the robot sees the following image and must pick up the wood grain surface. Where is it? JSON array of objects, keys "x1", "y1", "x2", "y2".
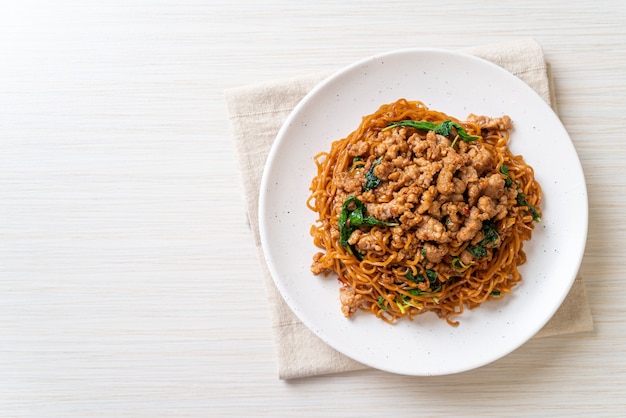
[{"x1": 1, "y1": 1, "x2": 625, "y2": 416}]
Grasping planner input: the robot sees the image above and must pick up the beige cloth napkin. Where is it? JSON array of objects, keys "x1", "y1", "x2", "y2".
[{"x1": 225, "y1": 38, "x2": 593, "y2": 380}]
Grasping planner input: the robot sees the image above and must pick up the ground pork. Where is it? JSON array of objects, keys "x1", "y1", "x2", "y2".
[
  {"x1": 339, "y1": 286, "x2": 364, "y2": 318},
  {"x1": 312, "y1": 110, "x2": 529, "y2": 293},
  {"x1": 467, "y1": 114, "x2": 513, "y2": 131}
]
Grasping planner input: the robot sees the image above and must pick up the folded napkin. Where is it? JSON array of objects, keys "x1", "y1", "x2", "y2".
[{"x1": 225, "y1": 38, "x2": 593, "y2": 380}]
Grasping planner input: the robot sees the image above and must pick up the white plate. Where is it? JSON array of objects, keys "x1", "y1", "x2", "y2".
[{"x1": 258, "y1": 48, "x2": 588, "y2": 376}]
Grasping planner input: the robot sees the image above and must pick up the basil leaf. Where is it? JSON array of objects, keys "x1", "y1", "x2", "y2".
[
  {"x1": 364, "y1": 156, "x2": 383, "y2": 191},
  {"x1": 517, "y1": 192, "x2": 542, "y2": 222},
  {"x1": 352, "y1": 156, "x2": 365, "y2": 170},
  {"x1": 437, "y1": 120, "x2": 453, "y2": 137},
  {"x1": 466, "y1": 244, "x2": 487, "y2": 259},
  {"x1": 406, "y1": 268, "x2": 439, "y2": 291},
  {"x1": 467, "y1": 221, "x2": 500, "y2": 259},
  {"x1": 385, "y1": 119, "x2": 480, "y2": 142},
  {"x1": 500, "y1": 164, "x2": 513, "y2": 187},
  {"x1": 338, "y1": 196, "x2": 397, "y2": 249}
]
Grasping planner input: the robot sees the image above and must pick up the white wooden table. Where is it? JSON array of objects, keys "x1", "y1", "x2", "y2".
[{"x1": 1, "y1": 1, "x2": 625, "y2": 416}]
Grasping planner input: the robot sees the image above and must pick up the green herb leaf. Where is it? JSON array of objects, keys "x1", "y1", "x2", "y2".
[
  {"x1": 467, "y1": 221, "x2": 500, "y2": 259},
  {"x1": 483, "y1": 220, "x2": 500, "y2": 243},
  {"x1": 405, "y1": 268, "x2": 437, "y2": 285},
  {"x1": 500, "y1": 164, "x2": 513, "y2": 187},
  {"x1": 338, "y1": 196, "x2": 398, "y2": 248},
  {"x1": 436, "y1": 120, "x2": 454, "y2": 137},
  {"x1": 377, "y1": 296, "x2": 388, "y2": 310},
  {"x1": 516, "y1": 192, "x2": 541, "y2": 222},
  {"x1": 423, "y1": 269, "x2": 438, "y2": 286},
  {"x1": 338, "y1": 199, "x2": 352, "y2": 247},
  {"x1": 364, "y1": 156, "x2": 383, "y2": 191},
  {"x1": 352, "y1": 156, "x2": 365, "y2": 169},
  {"x1": 466, "y1": 244, "x2": 487, "y2": 259},
  {"x1": 384, "y1": 119, "x2": 480, "y2": 142},
  {"x1": 406, "y1": 268, "x2": 440, "y2": 292}
]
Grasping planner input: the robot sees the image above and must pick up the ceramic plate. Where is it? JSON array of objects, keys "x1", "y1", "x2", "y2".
[{"x1": 258, "y1": 49, "x2": 587, "y2": 376}]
